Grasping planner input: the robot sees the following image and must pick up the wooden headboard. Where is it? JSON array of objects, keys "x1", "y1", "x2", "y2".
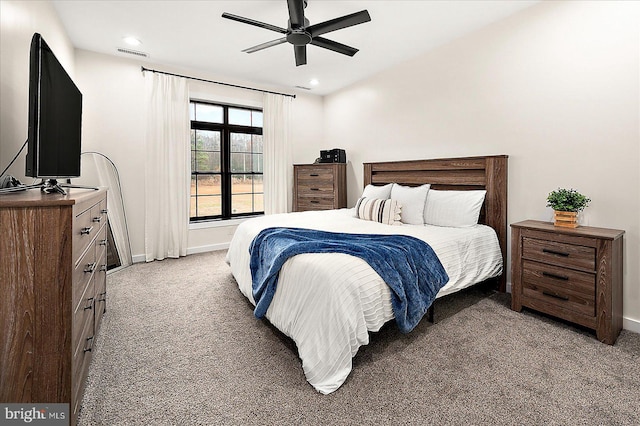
[{"x1": 363, "y1": 155, "x2": 508, "y2": 292}]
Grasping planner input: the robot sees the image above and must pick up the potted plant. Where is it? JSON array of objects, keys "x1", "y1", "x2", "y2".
[{"x1": 546, "y1": 188, "x2": 591, "y2": 228}]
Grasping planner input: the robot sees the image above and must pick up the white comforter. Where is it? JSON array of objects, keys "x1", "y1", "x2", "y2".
[{"x1": 225, "y1": 208, "x2": 502, "y2": 394}]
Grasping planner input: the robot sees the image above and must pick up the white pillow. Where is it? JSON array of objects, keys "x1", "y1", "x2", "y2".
[
  {"x1": 354, "y1": 197, "x2": 402, "y2": 226},
  {"x1": 390, "y1": 184, "x2": 430, "y2": 225},
  {"x1": 361, "y1": 183, "x2": 393, "y2": 200},
  {"x1": 424, "y1": 190, "x2": 487, "y2": 227}
]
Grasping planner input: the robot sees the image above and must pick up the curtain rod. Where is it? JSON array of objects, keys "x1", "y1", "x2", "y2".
[{"x1": 140, "y1": 66, "x2": 296, "y2": 99}]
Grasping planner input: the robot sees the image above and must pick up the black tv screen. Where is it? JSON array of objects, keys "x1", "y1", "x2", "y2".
[{"x1": 25, "y1": 33, "x2": 82, "y2": 179}]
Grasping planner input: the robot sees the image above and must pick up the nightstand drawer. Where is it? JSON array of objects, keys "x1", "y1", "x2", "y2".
[
  {"x1": 522, "y1": 237, "x2": 595, "y2": 272},
  {"x1": 522, "y1": 260, "x2": 595, "y2": 317}
]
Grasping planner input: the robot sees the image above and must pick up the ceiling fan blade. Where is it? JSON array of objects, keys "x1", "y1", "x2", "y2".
[
  {"x1": 307, "y1": 10, "x2": 371, "y2": 37},
  {"x1": 310, "y1": 37, "x2": 359, "y2": 57},
  {"x1": 287, "y1": 0, "x2": 305, "y2": 28},
  {"x1": 242, "y1": 37, "x2": 288, "y2": 54},
  {"x1": 294, "y1": 45, "x2": 307, "y2": 66},
  {"x1": 221, "y1": 12, "x2": 287, "y2": 34}
]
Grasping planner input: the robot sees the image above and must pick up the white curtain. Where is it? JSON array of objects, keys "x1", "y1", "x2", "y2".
[
  {"x1": 262, "y1": 93, "x2": 293, "y2": 214},
  {"x1": 144, "y1": 72, "x2": 190, "y2": 261}
]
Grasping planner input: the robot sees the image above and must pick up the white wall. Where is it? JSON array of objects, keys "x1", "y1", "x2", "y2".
[
  {"x1": 323, "y1": 1, "x2": 640, "y2": 327},
  {"x1": 0, "y1": 0, "x2": 74, "y2": 178},
  {"x1": 73, "y1": 50, "x2": 324, "y2": 259}
]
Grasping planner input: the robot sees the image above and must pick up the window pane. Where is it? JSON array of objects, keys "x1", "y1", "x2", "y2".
[
  {"x1": 232, "y1": 174, "x2": 252, "y2": 195},
  {"x1": 197, "y1": 195, "x2": 221, "y2": 217},
  {"x1": 190, "y1": 176, "x2": 196, "y2": 196},
  {"x1": 194, "y1": 130, "x2": 220, "y2": 151},
  {"x1": 190, "y1": 129, "x2": 195, "y2": 150},
  {"x1": 229, "y1": 108, "x2": 252, "y2": 126},
  {"x1": 252, "y1": 135, "x2": 263, "y2": 153},
  {"x1": 197, "y1": 175, "x2": 221, "y2": 195},
  {"x1": 253, "y1": 174, "x2": 263, "y2": 193},
  {"x1": 252, "y1": 154, "x2": 263, "y2": 173},
  {"x1": 189, "y1": 103, "x2": 195, "y2": 121},
  {"x1": 190, "y1": 196, "x2": 197, "y2": 218},
  {"x1": 230, "y1": 133, "x2": 251, "y2": 153},
  {"x1": 231, "y1": 194, "x2": 253, "y2": 214},
  {"x1": 252, "y1": 111, "x2": 263, "y2": 128},
  {"x1": 231, "y1": 153, "x2": 253, "y2": 173},
  {"x1": 195, "y1": 104, "x2": 223, "y2": 123},
  {"x1": 194, "y1": 152, "x2": 220, "y2": 172},
  {"x1": 253, "y1": 193, "x2": 264, "y2": 212}
]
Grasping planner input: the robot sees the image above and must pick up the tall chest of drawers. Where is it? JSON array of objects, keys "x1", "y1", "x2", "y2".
[
  {"x1": 510, "y1": 220, "x2": 624, "y2": 344},
  {"x1": 0, "y1": 188, "x2": 108, "y2": 425},
  {"x1": 293, "y1": 163, "x2": 347, "y2": 212}
]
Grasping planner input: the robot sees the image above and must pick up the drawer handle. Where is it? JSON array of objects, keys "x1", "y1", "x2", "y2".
[
  {"x1": 99, "y1": 239, "x2": 108, "y2": 246},
  {"x1": 92, "y1": 216, "x2": 102, "y2": 223},
  {"x1": 84, "y1": 336, "x2": 94, "y2": 353},
  {"x1": 542, "y1": 291, "x2": 570, "y2": 301},
  {"x1": 542, "y1": 271, "x2": 569, "y2": 281},
  {"x1": 310, "y1": 200, "x2": 320, "y2": 204},
  {"x1": 309, "y1": 173, "x2": 319, "y2": 177},
  {"x1": 310, "y1": 188, "x2": 320, "y2": 191},
  {"x1": 100, "y1": 264, "x2": 107, "y2": 272},
  {"x1": 81, "y1": 226, "x2": 94, "y2": 235},
  {"x1": 100, "y1": 209, "x2": 108, "y2": 214},
  {"x1": 98, "y1": 292, "x2": 106, "y2": 303},
  {"x1": 84, "y1": 262, "x2": 97, "y2": 273},
  {"x1": 84, "y1": 297, "x2": 94, "y2": 310},
  {"x1": 542, "y1": 248, "x2": 569, "y2": 257}
]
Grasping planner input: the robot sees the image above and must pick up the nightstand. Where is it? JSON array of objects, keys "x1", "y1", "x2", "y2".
[
  {"x1": 293, "y1": 163, "x2": 347, "y2": 212},
  {"x1": 510, "y1": 220, "x2": 624, "y2": 344}
]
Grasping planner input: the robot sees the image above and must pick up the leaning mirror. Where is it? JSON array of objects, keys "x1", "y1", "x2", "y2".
[{"x1": 74, "y1": 152, "x2": 133, "y2": 271}]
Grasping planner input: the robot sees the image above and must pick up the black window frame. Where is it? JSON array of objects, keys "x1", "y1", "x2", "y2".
[{"x1": 190, "y1": 101, "x2": 264, "y2": 222}]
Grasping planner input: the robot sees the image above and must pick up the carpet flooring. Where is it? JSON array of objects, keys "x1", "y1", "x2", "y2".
[{"x1": 78, "y1": 250, "x2": 640, "y2": 425}]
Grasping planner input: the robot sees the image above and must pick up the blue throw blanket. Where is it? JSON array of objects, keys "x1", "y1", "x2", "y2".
[{"x1": 249, "y1": 227, "x2": 449, "y2": 333}]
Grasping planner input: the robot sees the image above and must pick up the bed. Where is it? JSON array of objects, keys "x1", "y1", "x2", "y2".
[{"x1": 226, "y1": 155, "x2": 508, "y2": 394}]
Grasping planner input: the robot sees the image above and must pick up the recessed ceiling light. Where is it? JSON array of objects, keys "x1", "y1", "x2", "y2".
[
  {"x1": 309, "y1": 79, "x2": 319, "y2": 86},
  {"x1": 122, "y1": 36, "x2": 142, "y2": 46}
]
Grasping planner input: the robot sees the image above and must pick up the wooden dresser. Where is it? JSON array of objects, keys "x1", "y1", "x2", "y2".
[
  {"x1": 510, "y1": 220, "x2": 624, "y2": 344},
  {"x1": 293, "y1": 163, "x2": 347, "y2": 212},
  {"x1": 0, "y1": 188, "x2": 108, "y2": 425}
]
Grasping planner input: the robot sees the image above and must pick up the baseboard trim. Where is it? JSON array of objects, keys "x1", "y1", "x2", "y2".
[
  {"x1": 623, "y1": 317, "x2": 640, "y2": 334},
  {"x1": 132, "y1": 243, "x2": 230, "y2": 264},
  {"x1": 186, "y1": 243, "x2": 230, "y2": 255}
]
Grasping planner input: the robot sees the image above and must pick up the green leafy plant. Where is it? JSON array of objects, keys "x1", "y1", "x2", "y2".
[{"x1": 546, "y1": 188, "x2": 591, "y2": 212}]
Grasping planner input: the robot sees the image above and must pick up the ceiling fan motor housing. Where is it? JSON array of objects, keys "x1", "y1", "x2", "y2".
[{"x1": 222, "y1": 0, "x2": 370, "y2": 66}]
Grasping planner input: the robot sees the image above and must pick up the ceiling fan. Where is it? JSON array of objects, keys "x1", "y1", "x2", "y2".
[{"x1": 222, "y1": 0, "x2": 371, "y2": 66}]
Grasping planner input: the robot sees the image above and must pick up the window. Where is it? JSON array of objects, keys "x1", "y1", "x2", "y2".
[{"x1": 190, "y1": 101, "x2": 263, "y2": 221}]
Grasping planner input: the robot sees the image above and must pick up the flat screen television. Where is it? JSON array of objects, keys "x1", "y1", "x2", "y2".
[{"x1": 25, "y1": 33, "x2": 82, "y2": 185}]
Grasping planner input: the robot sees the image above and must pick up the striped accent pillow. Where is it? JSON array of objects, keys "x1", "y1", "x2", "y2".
[{"x1": 355, "y1": 197, "x2": 402, "y2": 225}]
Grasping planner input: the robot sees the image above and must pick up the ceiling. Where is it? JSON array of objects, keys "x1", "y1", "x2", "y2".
[{"x1": 52, "y1": 0, "x2": 538, "y2": 96}]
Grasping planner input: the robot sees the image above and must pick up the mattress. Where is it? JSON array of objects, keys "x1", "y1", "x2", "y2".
[{"x1": 226, "y1": 208, "x2": 503, "y2": 394}]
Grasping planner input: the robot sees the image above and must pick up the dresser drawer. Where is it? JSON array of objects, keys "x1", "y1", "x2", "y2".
[
  {"x1": 296, "y1": 182, "x2": 335, "y2": 197},
  {"x1": 296, "y1": 198, "x2": 336, "y2": 211},
  {"x1": 522, "y1": 237, "x2": 595, "y2": 272},
  {"x1": 71, "y1": 314, "x2": 94, "y2": 423},
  {"x1": 522, "y1": 259, "x2": 595, "y2": 317},
  {"x1": 72, "y1": 279, "x2": 95, "y2": 354},
  {"x1": 72, "y1": 207, "x2": 94, "y2": 262},
  {"x1": 72, "y1": 240, "x2": 97, "y2": 306},
  {"x1": 296, "y1": 166, "x2": 334, "y2": 181}
]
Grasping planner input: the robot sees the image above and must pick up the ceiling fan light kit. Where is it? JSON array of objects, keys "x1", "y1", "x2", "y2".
[{"x1": 222, "y1": 0, "x2": 371, "y2": 66}]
